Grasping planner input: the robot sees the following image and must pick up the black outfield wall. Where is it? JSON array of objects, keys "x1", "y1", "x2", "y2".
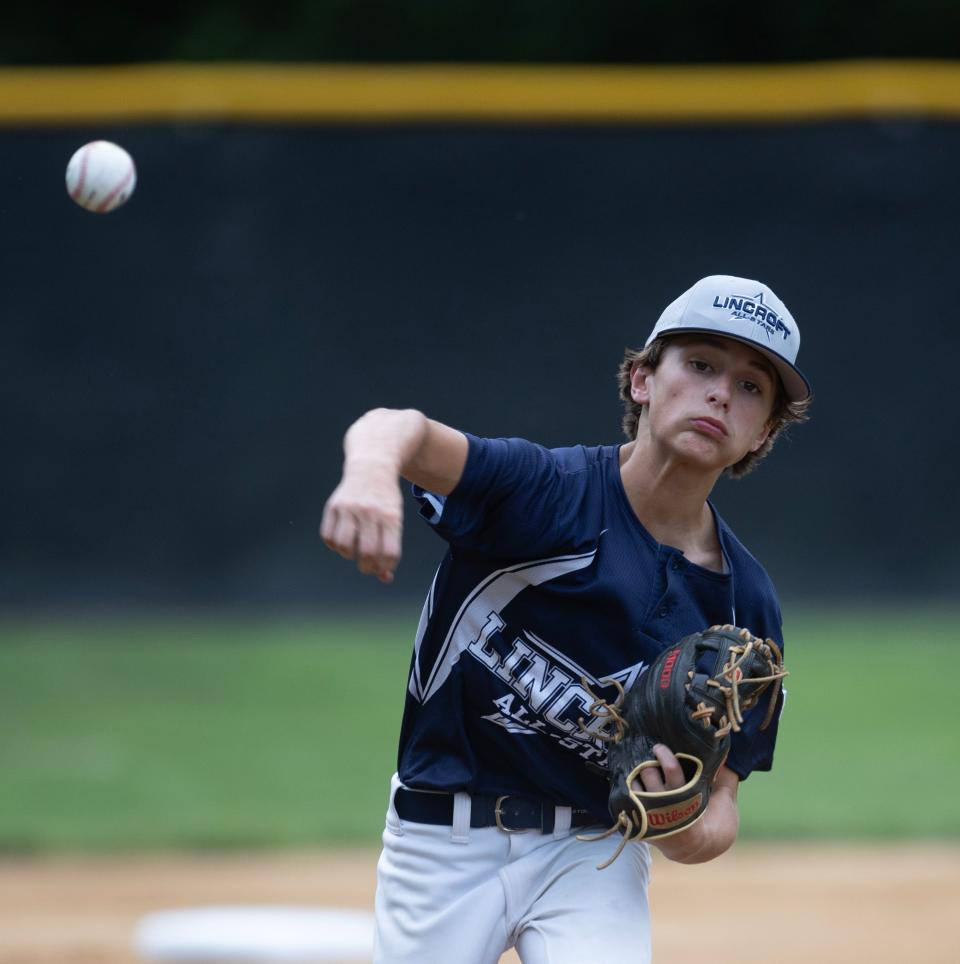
[{"x1": 3, "y1": 120, "x2": 956, "y2": 606}]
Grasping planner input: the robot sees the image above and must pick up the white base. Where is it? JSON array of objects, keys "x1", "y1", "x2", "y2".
[{"x1": 134, "y1": 905, "x2": 375, "y2": 962}]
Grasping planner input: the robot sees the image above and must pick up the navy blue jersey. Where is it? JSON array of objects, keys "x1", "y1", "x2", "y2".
[{"x1": 397, "y1": 434, "x2": 785, "y2": 824}]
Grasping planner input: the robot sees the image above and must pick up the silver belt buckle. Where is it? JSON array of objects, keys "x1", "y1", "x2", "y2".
[{"x1": 494, "y1": 795, "x2": 528, "y2": 833}]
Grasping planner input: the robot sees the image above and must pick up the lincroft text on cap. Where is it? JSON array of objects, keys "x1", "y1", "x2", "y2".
[{"x1": 711, "y1": 293, "x2": 792, "y2": 339}]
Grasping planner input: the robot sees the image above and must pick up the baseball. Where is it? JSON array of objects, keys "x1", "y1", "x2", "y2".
[{"x1": 65, "y1": 140, "x2": 137, "y2": 213}]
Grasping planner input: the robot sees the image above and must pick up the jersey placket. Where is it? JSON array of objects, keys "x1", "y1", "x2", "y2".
[{"x1": 640, "y1": 546, "x2": 684, "y2": 642}]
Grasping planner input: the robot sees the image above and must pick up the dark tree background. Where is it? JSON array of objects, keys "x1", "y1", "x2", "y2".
[{"x1": 4, "y1": 1, "x2": 960, "y2": 66}]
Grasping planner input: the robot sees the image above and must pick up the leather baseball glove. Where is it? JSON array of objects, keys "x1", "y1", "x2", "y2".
[{"x1": 580, "y1": 624, "x2": 787, "y2": 868}]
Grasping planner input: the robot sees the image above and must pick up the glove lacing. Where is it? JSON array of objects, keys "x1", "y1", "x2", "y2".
[
  {"x1": 578, "y1": 676, "x2": 628, "y2": 743},
  {"x1": 704, "y1": 625, "x2": 788, "y2": 735}
]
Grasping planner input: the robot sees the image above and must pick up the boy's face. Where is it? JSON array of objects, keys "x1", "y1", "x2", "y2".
[{"x1": 630, "y1": 336, "x2": 778, "y2": 472}]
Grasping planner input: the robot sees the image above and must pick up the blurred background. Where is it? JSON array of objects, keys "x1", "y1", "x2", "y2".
[
  {"x1": 3, "y1": 5, "x2": 960, "y2": 609},
  {"x1": 1, "y1": 3, "x2": 958, "y2": 961}
]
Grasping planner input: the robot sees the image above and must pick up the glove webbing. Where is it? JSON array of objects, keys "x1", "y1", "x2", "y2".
[{"x1": 578, "y1": 625, "x2": 786, "y2": 747}]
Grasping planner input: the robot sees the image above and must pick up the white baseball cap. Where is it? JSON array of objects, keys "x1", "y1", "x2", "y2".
[{"x1": 645, "y1": 275, "x2": 811, "y2": 401}]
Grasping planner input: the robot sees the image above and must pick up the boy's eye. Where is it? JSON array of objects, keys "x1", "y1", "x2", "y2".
[
  {"x1": 742, "y1": 381, "x2": 761, "y2": 394},
  {"x1": 690, "y1": 359, "x2": 710, "y2": 372}
]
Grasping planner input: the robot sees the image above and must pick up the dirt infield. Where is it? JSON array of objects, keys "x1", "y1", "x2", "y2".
[{"x1": 0, "y1": 843, "x2": 957, "y2": 963}]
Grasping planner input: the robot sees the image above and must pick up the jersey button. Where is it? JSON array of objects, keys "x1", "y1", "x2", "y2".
[{"x1": 659, "y1": 607, "x2": 669, "y2": 617}]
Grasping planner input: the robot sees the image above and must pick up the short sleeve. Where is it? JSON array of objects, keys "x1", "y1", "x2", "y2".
[
  {"x1": 411, "y1": 434, "x2": 575, "y2": 557},
  {"x1": 726, "y1": 687, "x2": 785, "y2": 779}
]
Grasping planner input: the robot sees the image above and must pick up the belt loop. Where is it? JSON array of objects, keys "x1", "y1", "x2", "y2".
[
  {"x1": 552, "y1": 805, "x2": 572, "y2": 839},
  {"x1": 451, "y1": 791, "x2": 471, "y2": 843}
]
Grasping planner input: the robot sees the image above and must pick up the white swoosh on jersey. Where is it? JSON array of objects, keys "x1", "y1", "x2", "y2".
[
  {"x1": 409, "y1": 549, "x2": 599, "y2": 704},
  {"x1": 523, "y1": 628, "x2": 646, "y2": 694}
]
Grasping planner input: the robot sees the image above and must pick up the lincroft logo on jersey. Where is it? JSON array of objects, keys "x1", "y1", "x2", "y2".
[
  {"x1": 712, "y1": 291, "x2": 792, "y2": 341},
  {"x1": 407, "y1": 547, "x2": 645, "y2": 765},
  {"x1": 466, "y1": 610, "x2": 646, "y2": 765}
]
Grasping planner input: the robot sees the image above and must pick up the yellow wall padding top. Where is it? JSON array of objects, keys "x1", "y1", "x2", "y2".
[{"x1": 3, "y1": 61, "x2": 960, "y2": 124}]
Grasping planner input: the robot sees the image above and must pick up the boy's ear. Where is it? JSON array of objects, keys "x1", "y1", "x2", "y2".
[
  {"x1": 630, "y1": 361, "x2": 652, "y2": 406},
  {"x1": 749, "y1": 421, "x2": 773, "y2": 453}
]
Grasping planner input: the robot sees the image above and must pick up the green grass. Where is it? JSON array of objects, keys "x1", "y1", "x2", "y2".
[
  {"x1": 0, "y1": 605, "x2": 955, "y2": 851},
  {"x1": 0, "y1": 614, "x2": 413, "y2": 851},
  {"x1": 738, "y1": 604, "x2": 959, "y2": 838}
]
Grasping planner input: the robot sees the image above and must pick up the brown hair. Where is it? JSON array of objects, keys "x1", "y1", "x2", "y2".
[{"x1": 616, "y1": 337, "x2": 811, "y2": 479}]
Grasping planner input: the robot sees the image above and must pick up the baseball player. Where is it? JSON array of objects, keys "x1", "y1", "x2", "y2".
[{"x1": 321, "y1": 275, "x2": 811, "y2": 963}]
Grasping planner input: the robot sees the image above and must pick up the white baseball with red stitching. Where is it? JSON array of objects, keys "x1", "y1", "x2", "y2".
[{"x1": 65, "y1": 140, "x2": 137, "y2": 213}]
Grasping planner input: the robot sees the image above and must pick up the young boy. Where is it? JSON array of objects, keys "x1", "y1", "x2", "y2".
[{"x1": 321, "y1": 275, "x2": 811, "y2": 963}]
